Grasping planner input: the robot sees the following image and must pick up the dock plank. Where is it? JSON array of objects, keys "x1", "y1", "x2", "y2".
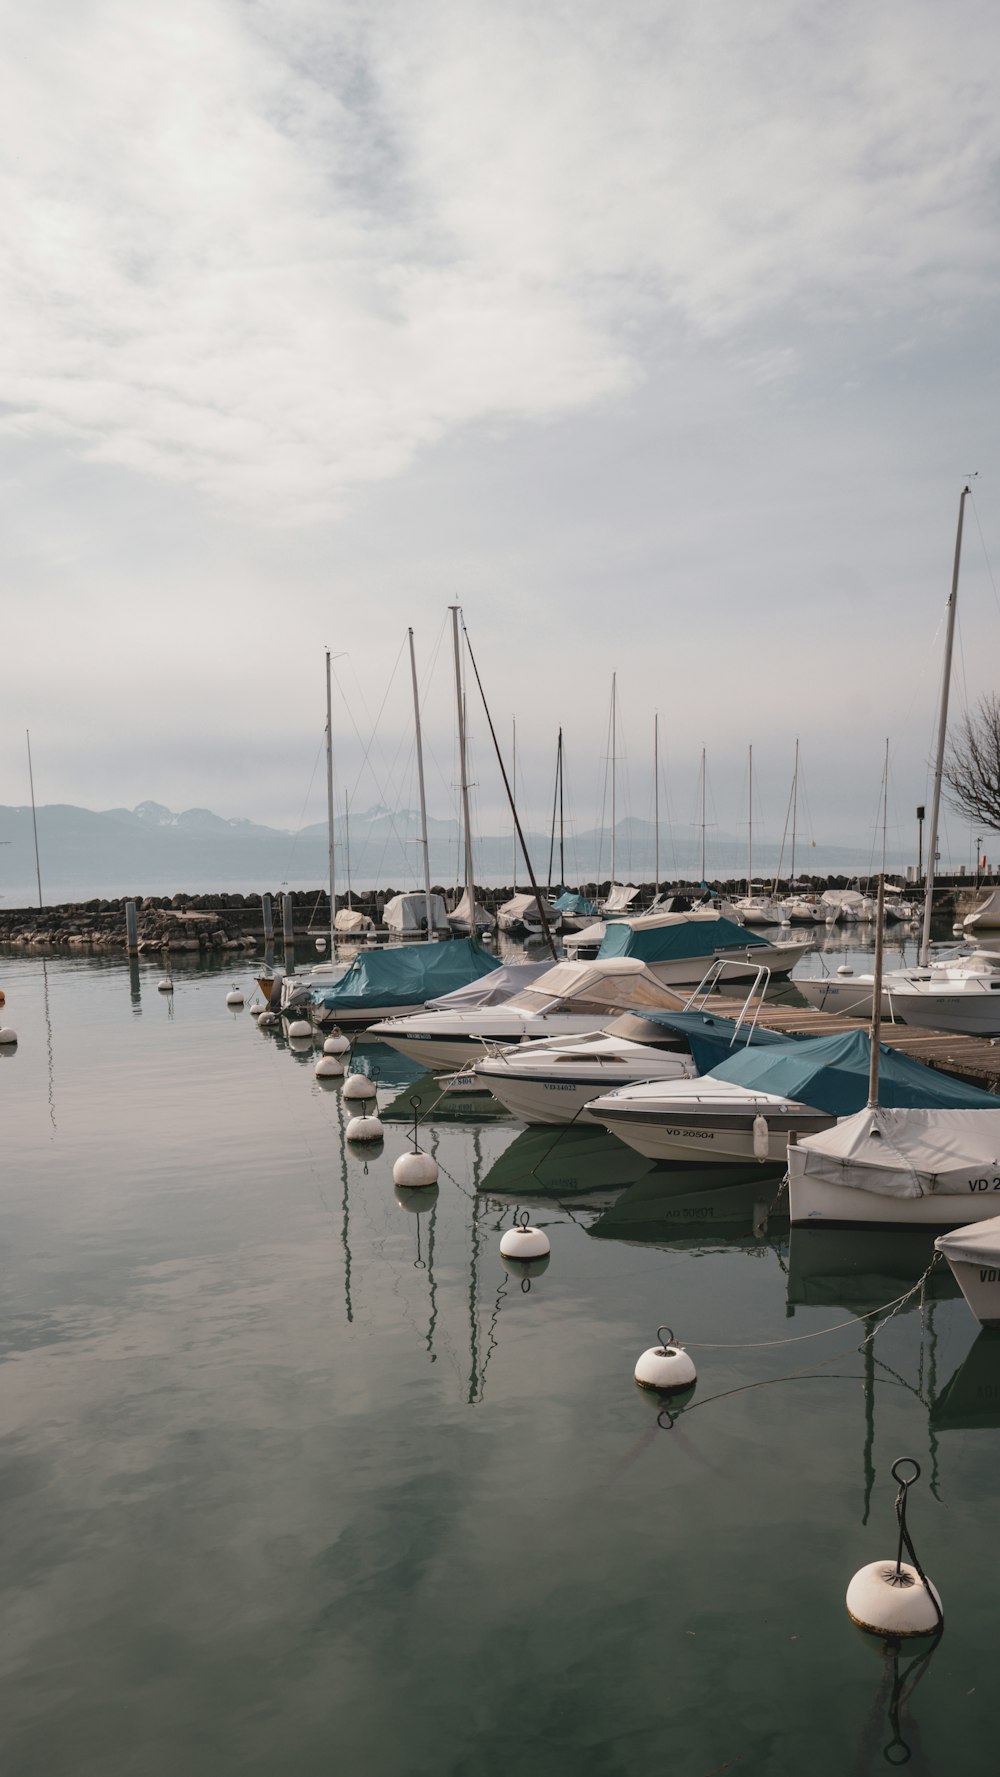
[{"x1": 709, "y1": 996, "x2": 1000, "y2": 1089}]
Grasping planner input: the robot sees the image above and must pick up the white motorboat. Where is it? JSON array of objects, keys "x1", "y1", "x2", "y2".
[
  {"x1": 788, "y1": 1107, "x2": 1000, "y2": 1226},
  {"x1": 368, "y1": 956, "x2": 687, "y2": 1071},
  {"x1": 591, "y1": 909, "x2": 812, "y2": 983},
  {"x1": 890, "y1": 969, "x2": 1000, "y2": 1035},
  {"x1": 589, "y1": 1076, "x2": 834, "y2": 1162},
  {"x1": 935, "y1": 1215, "x2": 1000, "y2": 1325},
  {"x1": 795, "y1": 949, "x2": 1000, "y2": 1023},
  {"x1": 473, "y1": 1029, "x2": 698, "y2": 1124}
]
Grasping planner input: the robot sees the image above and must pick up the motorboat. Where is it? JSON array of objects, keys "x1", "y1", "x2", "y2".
[
  {"x1": 593, "y1": 910, "x2": 812, "y2": 983},
  {"x1": 282, "y1": 935, "x2": 501, "y2": 1029},
  {"x1": 890, "y1": 968, "x2": 1000, "y2": 1035},
  {"x1": 550, "y1": 890, "x2": 598, "y2": 934},
  {"x1": 935, "y1": 1215, "x2": 1000, "y2": 1325},
  {"x1": 795, "y1": 948, "x2": 1000, "y2": 1023},
  {"x1": 367, "y1": 956, "x2": 689, "y2": 1071},
  {"x1": 496, "y1": 892, "x2": 559, "y2": 938},
  {"x1": 590, "y1": 1026, "x2": 997, "y2": 1166},
  {"x1": 788, "y1": 1106, "x2": 1000, "y2": 1226}
]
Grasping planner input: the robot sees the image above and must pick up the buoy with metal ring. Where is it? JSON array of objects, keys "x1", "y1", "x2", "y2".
[
  {"x1": 226, "y1": 986, "x2": 244, "y2": 1006},
  {"x1": 315, "y1": 936, "x2": 327, "y2": 952},
  {"x1": 323, "y1": 1030, "x2": 350, "y2": 1055},
  {"x1": 393, "y1": 1149, "x2": 439, "y2": 1187},
  {"x1": 343, "y1": 1072, "x2": 376, "y2": 1100},
  {"x1": 499, "y1": 1210, "x2": 550, "y2": 1261},
  {"x1": 634, "y1": 1326, "x2": 697, "y2": 1393},
  {"x1": 287, "y1": 1019, "x2": 313, "y2": 1039},
  {"x1": 158, "y1": 978, "x2": 173, "y2": 993},
  {"x1": 249, "y1": 1002, "x2": 264, "y2": 1017},
  {"x1": 346, "y1": 1110, "x2": 384, "y2": 1142},
  {"x1": 847, "y1": 1459, "x2": 942, "y2": 1637},
  {"x1": 315, "y1": 1053, "x2": 344, "y2": 1078},
  {"x1": 837, "y1": 964, "x2": 854, "y2": 976},
  {"x1": 0, "y1": 1027, "x2": 17, "y2": 1046}
]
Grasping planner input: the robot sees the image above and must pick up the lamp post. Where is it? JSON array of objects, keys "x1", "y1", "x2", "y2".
[{"x1": 916, "y1": 805, "x2": 925, "y2": 880}]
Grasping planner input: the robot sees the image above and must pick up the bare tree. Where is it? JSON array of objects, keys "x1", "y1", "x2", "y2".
[{"x1": 944, "y1": 694, "x2": 1000, "y2": 831}]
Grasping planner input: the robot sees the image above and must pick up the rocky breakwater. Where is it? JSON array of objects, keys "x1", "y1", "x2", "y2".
[{"x1": 0, "y1": 893, "x2": 260, "y2": 953}]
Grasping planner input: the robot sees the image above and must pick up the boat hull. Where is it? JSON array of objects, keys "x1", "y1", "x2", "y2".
[
  {"x1": 788, "y1": 1173, "x2": 1000, "y2": 1226},
  {"x1": 892, "y1": 995, "x2": 1000, "y2": 1036},
  {"x1": 940, "y1": 1256, "x2": 1000, "y2": 1326},
  {"x1": 476, "y1": 1057, "x2": 694, "y2": 1125},
  {"x1": 592, "y1": 1105, "x2": 833, "y2": 1163}
]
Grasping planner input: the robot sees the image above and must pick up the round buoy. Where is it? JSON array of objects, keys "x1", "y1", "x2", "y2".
[
  {"x1": 315, "y1": 936, "x2": 328, "y2": 952},
  {"x1": 634, "y1": 1327, "x2": 697, "y2": 1393},
  {"x1": 0, "y1": 1027, "x2": 17, "y2": 1046},
  {"x1": 343, "y1": 1073, "x2": 376, "y2": 1100},
  {"x1": 158, "y1": 978, "x2": 174, "y2": 993},
  {"x1": 393, "y1": 1150, "x2": 439, "y2": 1188},
  {"x1": 846, "y1": 1563, "x2": 942, "y2": 1637},
  {"x1": 287, "y1": 1019, "x2": 313, "y2": 1039},
  {"x1": 226, "y1": 988, "x2": 244, "y2": 1006},
  {"x1": 249, "y1": 1002, "x2": 264, "y2": 1017},
  {"x1": 752, "y1": 1113, "x2": 770, "y2": 1161},
  {"x1": 837, "y1": 964, "x2": 854, "y2": 977},
  {"x1": 258, "y1": 1011, "x2": 278, "y2": 1029},
  {"x1": 315, "y1": 1054, "x2": 344, "y2": 1078},
  {"x1": 499, "y1": 1213, "x2": 550, "y2": 1260},
  {"x1": 346, "y1": 1112, "x2": 385, "y2": 1142},
  {"x1": 953, "y1": 922, "x2": 964, "y2": 936},
  {"x1": 323, "y1": 1031, "x2": 350, "y2": 1055}
]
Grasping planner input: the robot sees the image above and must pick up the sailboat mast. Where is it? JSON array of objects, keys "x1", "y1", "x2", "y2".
[
  {"x1": 547, "y1": 729, "x2": 559, "y2": 893},
  {"x1": 325, "y1": 652, "x2": 336, "y2": 954},
  {"x1": 558, "y1": 727, "x2": 565, "y2": 888},
  {"x1": 747, "y1": 743, "x2": 753, "y2": 899},
  {"x1": 919, "y1": 484, "x2": 970, "y2": 966},
  {"x1": 790, "y1": 738, "x2": 799, "y2": 885},
  {"x1": 511, "y1": 717, "x2": 517, "y2": 887},
  {"x1": 868, "y1": 873, "x2": 886, "y2": 1109},
  {"x1": 610, "y1": 674, "x2": 617, "y2": 887},
  {"x1": 700, "y1": 746, "x2": 706, "y2": 882},
  {"x1": 450, "y1": 606, "x2": 477, "y2": 932},
  {"x1": 654, "y1": 714, "x2": 660, "y2": 898},
  {"x1": 407, "y1": 627, "x2": 435, "y2": 940},
  {"x1": 26, "y1": 729, "x2": 42, "y2": 908},
  {"x1": 344, "y1": 792, "x2": 352, "y2": 909}
]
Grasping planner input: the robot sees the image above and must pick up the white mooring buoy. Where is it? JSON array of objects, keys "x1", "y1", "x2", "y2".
[
  {"x1": 323, "y1": 1031, "x2": 350, "y2": 1055},
  {"x1": 634, "y1": 1326, "x2": 697, "y2": 1393},
  {"x1": 315, "y1": 1054, "x2": 344, "y2": 1079},
  {"x1": 226, "y1": 986, "x2": 244, "y2": 1006},
  {"x1": 158, "y1": 978, "x2": 174, "y2": 993},
  {"x1": 258, "y1": 1011, "x2": 278, "y2": 1029},
  {"x1": 846, "y1": 1459, "x2": 942, "y2": 1638},
  {"x1": 287, "y1": 1019, "x2": 313, "y2": 1039},
  {"x1": 346, "y1": 1111, "x2": 385, "y2": 1142},
  {"x1": 393, "y1": 1150, "x2": 439, "y2": 1188},
  {"x1": 343, "y1": 1073, "x2": 377, "y2": 1100},
  {"x1": 0, "y1": 1027, "x2": 18, "y2": 1046},
  {"x1": 315, "y1": 936, "x2": 328, "y2": 952},
  {"x1": 499, "y1": 1211, "x2": 550, "y2": 1261},
  {"x1": 752, "y1": 1113, "x2": 770, "y2": 1161},
  {"x1": 249, "y1": 1002, "x2": 264, "y2": 1017},
  {"x1": 837, "y1": 964, "x2": 854, "y2": 977}
]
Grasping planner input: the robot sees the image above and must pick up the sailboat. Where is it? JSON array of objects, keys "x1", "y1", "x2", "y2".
[
  {"x1": 788, "y1": 875, "x2": 1000, "y2": 1225},
  {"x1": 446, "y1": 607, "x2": 495, "y2": 938}
]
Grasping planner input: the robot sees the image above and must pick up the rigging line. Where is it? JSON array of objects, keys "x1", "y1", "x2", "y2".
[
  {"x1": 331, "y1": 644, "x2": 410, "y2": 861},
  {"x1": 339, "y1": 634, "x2": 409, "y2": 806},
  {"x1": 682, "y1": 1255, "x2": 940, "y2": 1350},
  {"x1": 282, "y1": 735, "x2": 326, "y2": 878},
  {"x1": 969, "y1": 486, "x2": 1000, "y2": 620}
]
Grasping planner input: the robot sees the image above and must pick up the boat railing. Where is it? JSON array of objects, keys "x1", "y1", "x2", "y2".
[{"x1": 681, "y1": 958, "x2": 772, "y2": 1047}]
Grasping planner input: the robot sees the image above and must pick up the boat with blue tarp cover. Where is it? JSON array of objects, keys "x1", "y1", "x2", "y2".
[
  {"x1": 594, "y1": 911, "x2": 811, "y2": 982},
  {"x1": 590, "y1": 1028, "x2": 1000, "y2": 1164},
  {"x1": 283, "y1": 937, "x2": 501, "y2": 1029}
]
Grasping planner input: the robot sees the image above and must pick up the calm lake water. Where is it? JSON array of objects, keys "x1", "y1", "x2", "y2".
[{"x1": 2, "y1": 937, "x2": 998, "y2": 1776}]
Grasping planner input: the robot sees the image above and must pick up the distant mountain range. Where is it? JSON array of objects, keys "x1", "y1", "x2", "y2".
[{"x1": 0, "y1": 799, "x2": 916, "y2": 905}]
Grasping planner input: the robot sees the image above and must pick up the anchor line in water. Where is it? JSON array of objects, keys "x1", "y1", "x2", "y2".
[{"x1": 679, "y1": 1254, "x2": 942, "y2": 1350}]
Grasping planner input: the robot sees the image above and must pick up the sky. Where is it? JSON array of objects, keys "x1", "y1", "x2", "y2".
[{"x1": 3, "y1": 0, "x2": 1000, "y2": 871}]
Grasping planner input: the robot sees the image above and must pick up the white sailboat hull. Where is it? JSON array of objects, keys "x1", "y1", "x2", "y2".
[
  {"x1": 939, "y1": 1255, "x2": 1000, "y2": 1325},
  {"x1": 788, "y1": 1173, "x2": 1000, "y2": 1227}
]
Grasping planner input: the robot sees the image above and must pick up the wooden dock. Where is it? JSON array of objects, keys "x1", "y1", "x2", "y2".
[{"x1": 710, "y1": 996, "x2": 1000, "y2": 1090}]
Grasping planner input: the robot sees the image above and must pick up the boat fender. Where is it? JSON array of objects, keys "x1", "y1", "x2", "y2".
[
  {"x1": 287, "y1": 1019, "x2": 313, "y2": 1039},
  {"x1": 346, "y1": 1112, "x2": 384, "y2": 1142},
  {"x1": 753, "y1": 1113, "x2": 770, "y2": 1161},
  {"x1": 343, "y1": 1073, "x2": 377, "y2": 1100},
  {"x1": 499, "y1": 1210, "x2": 550, "y2": 1261},
  {"x1": 315, "y1": 1054, "x2": 345, "y2": 1078},
  {"x1": 847, "y1": 1459, "x2": 942, "y2": 1637},
  {"x1": 393, "y1": 1150, "x2": 439, "y2": 1188},
  {"x1": 634, "y1": 1326, "x2": 697, "y2": 1393}
]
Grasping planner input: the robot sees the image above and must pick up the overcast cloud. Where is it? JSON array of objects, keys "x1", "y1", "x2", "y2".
[{"x1": 3, "y1": 0, "x2": 1000, "y2": 870}]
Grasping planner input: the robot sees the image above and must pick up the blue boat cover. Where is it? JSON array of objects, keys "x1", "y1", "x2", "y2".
[
  {"x1": 310, "y1": 938, "x2": 501, "y2": 1011},
  {"x1": 629, "y1": 1009, "x2": 799, "y2": 1074},
  {"x1": 707, "y1": 1028, "x2": 998, "y2": 1113},
  {"x1": 598, "y1": 916, "x2": 767, "y2": 962},
  {"x1": 552, "y1": 891, "x2": 597, "y2": 915}
]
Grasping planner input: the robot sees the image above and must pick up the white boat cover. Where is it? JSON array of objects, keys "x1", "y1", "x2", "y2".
[
  {"x1": 821, "y1": 889, "x2": 869, "y2": 912},
  {"x1": 507, "y1": 956, "x2": 685, "y2": 1012},
  {"x1": 448, "y1": 891, "x2": 495, "y2": 929},
  {"x1": 335, "y1": 907, "x2": 374, "y2": 933},
  {"x1": 935, "y1": 1214, "x2": 1000, "y2": 1267},
  {"x1": 498, "y1": 894, "x2": 551, "y2": 922},
  {"x1": 603, "y1": 883, "x2": 640, "y2": 913},
  {"x1": 965, "y1": 888, "x2": 1000, "y2": 929},
  {"x1": 383, "y1": 892, "x2": 449, "y2": 933},
  {"x1": 790, "y1": 1107, "x2": 1000, "y2": 1199},
  {"x1": 425, "y1": 962, "x2": 550, "y2": 1010}
]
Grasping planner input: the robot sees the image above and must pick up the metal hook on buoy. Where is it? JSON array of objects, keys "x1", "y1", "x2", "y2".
[
  {"x1": 516, "y1": 1208, "x2": 531, "y2": 1230},
  {"x1": 410, "y1": 1094, "x2": 424, "y2": 1155},
  {"x1": 656, "y1": 1325, "x2": 675, "y2": 1352},
  {"x1": 846, "y1": 1455, "x2": 943, "y2": 1637}
]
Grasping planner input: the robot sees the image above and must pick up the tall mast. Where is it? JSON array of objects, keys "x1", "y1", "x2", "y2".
[
  {"x1": 790, "y1": 737, "x2": 799, "y2": 885},
  {"x1": 511, "y1": 717, "x2": 517, "y2": 886},
  {"x1": 344, "y1": 791, "x2": 352, "y2": 909},
  {"x1": 700, "y1": 746, "x2": 706, "y2": 882},
  {"x1": 547, "y1": 728, "x2": 559, "y2": 893},
  {"x1": 558, "y1": 728, "x2": 565, "y2": 889},
  {"x1": 610, "y1": 673, "x2": 617, "y2": 886},
  {"x1": 407, "y1": 627, "x2": 435, "y2": 940},
  {"x1": 747, "y1": 743, "x2": 753, "y2": 898},
  {"x1": 450, "y1": 606, "x2": 477, "y2": 932},
  {"x1": 920, "y1": 484, "x2": 970, "y2": 966},
  {"x1": 26, "y1": 729, "x2": 43, "y2": 909},
  {"x1": 868, "y1": 873, "x2": 886, "y2": 1110},
  {"x1": 654, "y1": 714, "x2": 660, "y2": 898},
  {"x1": 325, "y1": 652, "x2": 336, "y2": 953}
]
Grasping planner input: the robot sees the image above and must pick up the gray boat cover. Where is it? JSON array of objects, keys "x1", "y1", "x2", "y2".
[
  {"x1": 790, "y1": 1106, "x2": 1000, "y2": 1199},
  {"x1": 935, "y1": 1213, "x2": 1000, "y2": 1265}
]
